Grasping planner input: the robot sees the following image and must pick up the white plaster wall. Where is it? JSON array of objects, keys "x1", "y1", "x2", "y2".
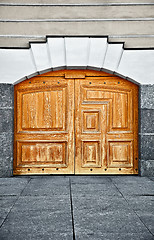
[{"x1": 0, "y1": 37, "x2": 154, "y2": 84}]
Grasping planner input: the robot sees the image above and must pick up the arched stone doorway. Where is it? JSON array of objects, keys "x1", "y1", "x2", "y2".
[{"x1": 14, "y1": 69, "x2": 138, "y2": 175}]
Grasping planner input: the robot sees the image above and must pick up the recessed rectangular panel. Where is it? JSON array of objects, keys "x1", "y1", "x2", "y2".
[
  {"x1": 21, "y1": 89, "x2": 65, "y2": 131},
  {"x1": 108, "y1": 140, "x2": 133, "y2": 168},
  {"x1": 85, "y1": 89, "x2": 112, "y2": 101},
  {"x1": 82, "y1": 110, "x2": 100, "y2": 133},
  {"x1": 18, "y1": 141, "x2": 67, "y2": 167},
  {"x1": 112, "y1": 92, "x2": 128, "y2": 128},
  {"x1": 82, "y1": 85, "x2": 132, "y2": 132},
  {"x1": 82, "y1": 141, "x2": 101, "y2": 168}
]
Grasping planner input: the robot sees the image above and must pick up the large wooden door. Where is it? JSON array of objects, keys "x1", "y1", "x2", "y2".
[
  {"x1": 14, "y1": 70, "x2": 138, "y2": 175},
  {"x1": 14, "y1": 75, "x2": 74, "y2": 175},
  {"x1": 75, "y1": 75, "x2": 138, "y2": 174}
]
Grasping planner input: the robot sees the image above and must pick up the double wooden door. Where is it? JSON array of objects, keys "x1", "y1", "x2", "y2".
[{"x1": 14, "y1": 70, "x2": 138, "y2": 175}]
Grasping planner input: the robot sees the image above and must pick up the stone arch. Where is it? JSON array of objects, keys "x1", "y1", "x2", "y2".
[{"x1": 0, "y1": 36, "x2": 154, "y2": 85}]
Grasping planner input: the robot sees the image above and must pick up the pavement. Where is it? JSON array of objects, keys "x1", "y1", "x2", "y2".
[{"x1": 0, "y1": 176, "x2": 154, "y2": 240}]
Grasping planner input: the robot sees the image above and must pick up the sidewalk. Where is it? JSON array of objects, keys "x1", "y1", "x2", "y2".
[{"x1": 0, "y1": 176, "x2": 154, "y2": 240}]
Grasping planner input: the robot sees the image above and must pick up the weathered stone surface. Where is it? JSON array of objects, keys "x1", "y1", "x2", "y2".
[
  {"x1": 113, "y1": 182, "x2": 154, "y2": 196},
  {"x1": 140, "y1": 85, "x2": 154, "y2": 109},
  {"x1": 12, "y1": 195, "x2": 71, "y2": 212},
  {"x1": 21, "y1": 180, "x2": 70, "y2": 196},
  {"x1": 0, "y1": 164, "x2": 13, "y2": 178},
  {"x1": 0, "y1": 133, "x2": 13, "y2": 158},
  {"x1": 0, "y1": 196, "x2": 17, "y2": 222},
  {"x1": 73, "y1": 209, "x2": 149, "y2": 234},
  {"x1": 0, "y1": 133, "x2": 13, "y2": 177},
  {"x1": 139, "y1": 135, "x2": 154, "y2": 160},
  {"x1": 0, "y1": 210, "x2": 73, "y2": 240},
  {"x1": 0, "y1": 85, "x2": 14, "y2": 177},
  {"x1": 136, "y1": 210, "x2": 154, "y2": 235},
  {"x1": 0, "y1": 178, "x2": 29, "y2": 196},
  {"x1": 148, "y1": 177, "x2": 154, "y2": 181},
  {"x1": 71, "y1": 183, "x2": 121, "y2": 197},
  {"x1": 125, "y1": 195, "x2": 154, "y2": 212},
  {"x1": 140, "y1": 109, "x2": 154, "y2": 133},
  {"x1": 29, "y1": 176, "x2": 70, "y2": 185},
  {"x1": 70, "y1": 176, "x2": 111, "y2": 184},
  {"x1": 72, "y1": 195, "x2": 131, "y2": 212},
  {"x1": 140, "y1": 160, "x2": 154, "y2": 177},
  {"x1": 0, "y1": 109, "x2": 14, "y2": 133},
  {"x1": 0, "y1": 84, "x2": 14, "y2": 109},
  {"x1": 75, "y1": 232, "x2": 154, "y2": 240},
  {"x1": 110, "y1": 175, "x2": 152, "y2": 184}
]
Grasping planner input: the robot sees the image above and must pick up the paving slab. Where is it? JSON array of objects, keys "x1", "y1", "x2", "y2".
[
  {"x1": 114, "y1": 182, "x2": 154, "y2": 196},
  {"x1": 148, "y1": 177, "x2": 154, "y2": 181},
  {"x1": 21, "y1": 178, "x2": 70, "y2": 196},
  {"x1": 135, "y1": 210, "x2": 154, "y2": 235},
  {"x1": 75, "y1": 232, "x2": 154, "y2": 240},
  {"x1": 124, "y1": 195, "x2": 154, "y2": 212},
  {"x1": 0, "y1": 209, "x2": 73, "y2": 240},
  {"x1": 0, "y1": 177, "x2": 29, "y2": 196},
  {"x1": 73, "y1": 209, "x2": 151, "y2": 234},
  {"x1": 110, "y1": 176, "x2": 153, "y2": 184},
  {"x1": 71, "y1": 183, "x2": 121, "y2": 197},
  {"x1": 0, "y1": 196, "x2": 17, "y2": 225},
  {"x1": 12, "y1": 195, "x2": 71, "y2": 213},
  {"x1": 72, "y1": 195, "x2": 131, "y2": 212},
  {"x1": 28, "y1": 176, "x2": 70, "y2": 185},
  {"x1": 70, "y1": 176, "x2": 112, "y2": 184}
]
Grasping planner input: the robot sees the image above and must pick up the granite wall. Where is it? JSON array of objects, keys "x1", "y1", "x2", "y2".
[
  {"x1": 0, "y1": 83, "x2": 153, "y2": 177},
  {"x1": 139, "y1": 85, "x2": 154, "y2": 176},
  {"x1": 0, "y1": 84, "x2": 14, "y2": 177}
]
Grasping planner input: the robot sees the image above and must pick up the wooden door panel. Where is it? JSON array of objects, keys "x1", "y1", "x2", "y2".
[
  {"x1": 14, "y1": 77, "x2": 74, "y2": 175},
  {"x1": 82, "y1": 141, "x2": 101, "y2": 168},
  {"x1": 17, "y1": 141, "x2": 67, "y2": 166},
  {"x1": 75, "y1": 77, "x2": 138, "y2": 174},
  {"x1": 107, "y1": 140, "x2": 133, "y2": 168},
  {"x1": 21, "y1": 90, "x2": 64, "y2": 130},
  {"x1": 82, "y1": 85, "x2": 132, "y2": 132},
  {"x1": 17, "y1": 86, "x2": 66, "y2": 132}
]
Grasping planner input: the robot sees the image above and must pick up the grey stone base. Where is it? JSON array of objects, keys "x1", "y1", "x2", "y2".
[
  {"x1": 139, "y1": 84, "x2": 154, "y2": 177},
  {"x1": 0, "y1": 84, "x2": 14, "y2": 177},
  {"x1": 140, "y1": 160, "x2": 154, "y2": 177}
]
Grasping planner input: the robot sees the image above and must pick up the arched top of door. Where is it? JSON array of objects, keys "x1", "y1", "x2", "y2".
[{"x1": 15, "y1": 69, "x2": 139, "y2": 89}]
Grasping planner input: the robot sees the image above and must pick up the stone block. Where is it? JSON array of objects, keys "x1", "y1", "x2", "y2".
[
  {"x1": 0, "y1": 109, "x2": 14, "y2": 133},
  {"x1": 0, "y1": 158, "x2": 13, "y2": 177},
  {"x1": 0, "y1": 133, "x2": 13, "y2": 177},
  {"x1": 0, "y1": 84, "x2": 14, "y2": 108},
  {"x1": 139, "y1": 135, "x2": 154, "y2": 160},
  {"x1": 140, "y1": 109, "x2": 154, "y2": 133},
  {"x1": 140, "y1": 160, "x2": 154, "y2": 177},
  {"x1": 0, "y1": 133, "x2": 13, "y2": 159},
  {"x1": 140, "y1": 85, "x2": 154, "y2": 109}
]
